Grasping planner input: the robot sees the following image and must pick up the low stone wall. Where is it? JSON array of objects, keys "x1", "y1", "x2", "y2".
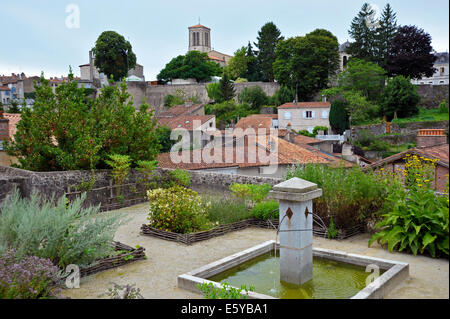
[
  {"x1": 0, "y1": 166, "x2": 282, "y2": 211},
  {"x1": 351, "y1": 120, "x2": 449, "y2": 141}
]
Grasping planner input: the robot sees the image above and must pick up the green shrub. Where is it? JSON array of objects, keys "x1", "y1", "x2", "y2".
[
  {"x1": 439, "y1": 100, "x2": 449, "y2": 114},
  {"x1": 105, "y1": 154, "x2": 131, "y2": 200},
  {"x1": 0, "y1": 190, "x2": 124, "y2": 268},
  {"x1": 206, "y1": 197, "x2": 250, "y2": 224},
  {"x1": 229, "y1": 183, "x2": 272, "y2": 207},
  {"x1": 250, "y1": 200, "x2": 279, "y2": 220},
  {"x1": 286, "y1": 164, "x2": 390, "y2": 230},
  {"x1": 238, "y1": 86, "x2": 268, "y2": 111},
  {"x1": 147, "y1": 186, "x2": 211, "y2": 234},
  {"x1": 169, "y1": 169, "x2": 191, "y2": 187}
]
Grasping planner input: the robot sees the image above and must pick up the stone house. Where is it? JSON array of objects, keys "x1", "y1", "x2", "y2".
[{"x1": 277, "y1": 102, "x2": 331, "y2": 133}]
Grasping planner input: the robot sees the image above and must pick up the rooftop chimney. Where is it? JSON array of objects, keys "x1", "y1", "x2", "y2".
[
  {"x1": 322, "y1": 95, "x2": 327, "y2": 102},
  {"x1": 417, "y1": 129, "x2": 447, "y2": 148}
]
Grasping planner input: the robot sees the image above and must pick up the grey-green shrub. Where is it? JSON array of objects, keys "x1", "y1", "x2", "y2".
[
  {"x1": 250, "y1": 200, "x2": 279, "y2": 220},
  {"x1": 0, "y1": 189, "x2": 125, "y2": 268},
  {"x1": 206, "y1": 197, "x2": 250, "y2": 225}
]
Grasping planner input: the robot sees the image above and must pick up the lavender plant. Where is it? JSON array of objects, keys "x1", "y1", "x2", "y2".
[{"x1": 0, "y1": 249, "x2": 60, "y2": 299}]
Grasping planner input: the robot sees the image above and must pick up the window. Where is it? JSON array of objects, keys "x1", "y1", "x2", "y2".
[
  {"x1": 343, "y1": 56, "x2": 348, "y2": 68},
  {"x1": 440, "y1": 67, "x2": 445, "y2": 75},
  {"x1": 284, "y1": 111, "x2": 291, "y2": 120},
  {"x1": 321, "y1": 110, "x2": 328, "y2": 119},
  {"x1": 305, "y1": 111, "x2": 313, "y2": 119}
]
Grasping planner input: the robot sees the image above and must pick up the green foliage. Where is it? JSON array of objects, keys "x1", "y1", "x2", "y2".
[
  {"x1": 369, "y1": 158, "x2": 449, "y2": 257},
  {"x1": 169, "y1": 169, "x2": 191, "y2": 187},
  {"x1": 4, "y1": 73, "x2": 160, "y2": 171},
  {"x1": 329, "y1": 99, "x2": 349, "y2": 134},
  {"x1": 206, "y1": 82, "x2": 222, "y2": 103},
  {"x1": 164, "y1": 89, "x2": 200, "y2": 107},
  {"x1": 226, "y1": 47, "x2": 248, "y2": 80},
  {"x1": 92, "y1": 31, "x2": 137, "y2": 81},
  {"x1": 229, "y1": 183, "x2": 272, "y2": 207},
  {"x1": 157, "y1": 51, "x2": 222, "y2": 83},
  {"x1": 218, "y1": 71, "x2": 236, "y2": 101},
  {"x1": 250, "y1": 200, "x2": 279, "y2": 220},
  {"x1": 255, "y1": 22, "x2": 284, "y2": 82},
  {"x1": 268, "y1": 86, "x2": 296, "y2": 106},
  {"x1": 196, "y1": 281, "x2": 255, "y2": 299},
  {"x1": 381, "y1": 75, "x2": 421, "y2": 120},
  {"x1": 327, "y1": 218, "x2": 339, "y2": 239},
  {"x1": 206, "y1": 197, "x2": 250, "y2": 225},
  {"x1": 205, "y1": 100, "x2": 256, "y2": 128},
  {"x1": 297, "y1": 130, "x2": 315, "y2": 137},
  {"x1": 312, "y1": 126, "x2": 329, "y2": 135},
  {"x1": 0, "y1": 190, "x2": 124, "y2": 268},
  {"x1": 74, "y1": 171, "x2": 97, "y2": 192},
  {"x1": 156, "y1": 125, "x2": 175, "y2": 153},
  {"x1": 439, "y1": 100, "x2": 449, "y2": 114},
  {"x1": 234, "y1": 78, "x2": 248, "y2": 83},
  {"x1": 337, "y1": 59, "x2": 386, "y2": 101},
  {"x1": 238, "y1": 86, "x2": 268, "y2": 111},
  {"x1": 286, "y1": 164, "x2": 391, "y2": 230},
  {"x1": 147, "y1": 186, "x2": 211, "y2": 234},
  {"x1": 7, "y1": 100, "x2": 21, "y2": 113},
  {"x1": 273, "y1": 29, "x2": 340, "y2": 100},
  {"x1": 105, "y1": 154, "x2": 131, "y2": 200},
  {"x1": 353, "y1": 130, "x2": 391, "y2": 152}
]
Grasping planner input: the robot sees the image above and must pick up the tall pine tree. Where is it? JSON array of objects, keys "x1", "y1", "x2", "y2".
[
  {"x1": 255, "y1": 22, "x2": 283, "y2": 82},
  {"x1": 218, "y1": 71, "x2": 236, "y2": 101},
  {"x1": 375, "y1": 4, "x2": 398, "y2": 69},
  {"x1": 346, "y1": 3, "x2": 378, "y2": 63}
]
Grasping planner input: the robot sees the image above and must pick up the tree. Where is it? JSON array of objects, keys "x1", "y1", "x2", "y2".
[
  {"x1": 206, "y1": 82, "x2": 223, "y2": 103},
  {"x1": 381, "y1": 75, "x2": 421, "y2": 120},
  {"x1": 346, "y1": 3, "x2": 378, "y2": 62},
  {"x1": 255, "y1": 22, "x2": 283, "y2": 82},
  {"x1": 157, "y1": 51, "x2": 222, "y2": 83},
  {"x1": 386, "y1": 25, "x2": 437, "y2": 79},
  {"x1": 7, "y1": 100, "x2": 21, "y2": 113},
  {"x1": 375, "y1": 4, "x2": 398, "y2": 69},
  {"x1": 329, "y1": 99, "x2": 350, "y2": 134},
  {"x1": 243, "y1": 42, "x2": 262, "y2": 82},
  {"x1": 269, "y1": 86, "x2": 296, "y2": 106},
  {"x1": 337, "y1": 58, "x2": 386, "y2": 101},
  {"x1": 156, "y1": 125, "x2": 175, "y2": 153},
  {"x1": 92, "y1": 31, "x2": 137, "y2": 81},
  {"x1": 218, "y1": 71, "x2": 235, "y2": 102},
  {"x1": 226, "y1": 47, "x2": 247, "y2": 80},
  {"x1": 238, "y1": 86, "x2": 268, "y2": 111},
  {"x1": 4, "y1": 72, "x2": 160, "y2": 171},
  {"x1": 273, "y1": 29, "x2": 340, "y2": 101}
]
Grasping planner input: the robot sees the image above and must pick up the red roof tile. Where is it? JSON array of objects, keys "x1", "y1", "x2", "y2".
[
  {"x1": 189, "y1": 24, "x2": 210, "y2": 30},
  {"x1": 278, "y1": 102, "x2": 331, "y2": 109},
  {"x1": 158, "y1": 104, "x2": 204, "y2": 118},
  {"x1": 158, "y1": 115, "x2": 215, "y2": 130}
]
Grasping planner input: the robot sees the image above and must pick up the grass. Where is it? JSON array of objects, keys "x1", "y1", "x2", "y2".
[{"x1": 353, "y1": 108, "x2": 449, "y2": 126}]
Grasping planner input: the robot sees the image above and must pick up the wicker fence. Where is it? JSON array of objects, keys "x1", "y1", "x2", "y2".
[
  {"x1": 140, "y1": 219, "x2": 366, "y2": 245},
  {"x1": 80, "y1": 242, "x2": 146, "y2": 277}
]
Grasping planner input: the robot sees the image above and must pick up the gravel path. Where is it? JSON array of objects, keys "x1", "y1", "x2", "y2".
[{"x1": 62, "y1": 202, "x2": 449, "y2": 299}]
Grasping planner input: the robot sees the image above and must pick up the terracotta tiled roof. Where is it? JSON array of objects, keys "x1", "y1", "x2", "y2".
[
  {"x1": 292, "y1": 135, "x2": 325, "y2": 145},
  {"x1": 235, "y1": 114, "x2": 275, "y2": 131},
  {"x1": 158, "y1": 115, "x2": 215, "y2": 130},
  {"x1": 278, "y1": 102, "x2": 331, "y2": 109},
  {"x1": 0, "y1": 86, "x2": 11, "y2": 91},
  {"x1": 3, "y1": 113, "x2": 21, "y2": 140},
  {"x1": 208, "y1": 54, "x2": 225, "y2": 62},
  {"x1": 189, "y1": 24, "x2": 210, "y2": 30},
  {"x1": 364, "y1": 143, "x2": 449, "y2": 170},
  {"x1": 156, "y1": 132, "x2": 352, "y2": 170},
  {"x1": 158, "y1": 104, "x2": 204, "y2": 118}
]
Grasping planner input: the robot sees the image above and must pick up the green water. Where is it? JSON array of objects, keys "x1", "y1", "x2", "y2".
[{"x1": 209, "y1": 252, "x2": 382, "y2": 299}]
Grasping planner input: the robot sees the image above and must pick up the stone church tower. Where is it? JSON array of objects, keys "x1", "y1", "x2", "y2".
[{"x1": 188, "y1": 24, "x2": 211, "y2": 53}]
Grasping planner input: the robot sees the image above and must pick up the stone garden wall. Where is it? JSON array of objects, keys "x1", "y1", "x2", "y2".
[{"x1": 0, "y1": 166, "x2": 282, "y2": 211}]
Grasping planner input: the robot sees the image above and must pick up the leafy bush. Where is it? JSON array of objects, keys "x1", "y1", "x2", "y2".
[
  {"x1": 146, "y1": 169, "x2": 191, "y2": 190},
  {"x1": 286, "y1": 164, "x2": 389, "y2": 230},
  {"x1": 206, "y1": 82, "x2": 222, "y2": 103},
  {"x1": 0, "y1": 249, "x2": 60, "y2": 299},
  {"x1": 169, "y1": 169, "x2": 191, "y2": 187},
  {"x1": 250, "y1": 200, "x2": 279, "y2": 220},
  {"x1": 147, "y1": 186, "x2": 211, "y2": 234},
  {"x1": 105, "y1": 154, "x2": 131, "y2": 199},
  {"x1": 354, "y1": 130, "x2": 391, "y2": 152},
  {"x1": 439, "y1": 100, "x2": 449, "y2": 114},
  {"x1": 0, "y1": 190, "x2": 124, "y2": 268},
  {"x1": 238, "y1": 86, "x2": 268, "y2": 111},
  {"x1": 206, "y1": 197, "x2": 250, "y2": 224},
  {"x1": 381, "y1": 75, "x2": 421, "y2": 120},
  {"x1": 369, "y1": 155, "x2": 449, "y2": 257},
  {"x1": 229, "y1": 183, "x2": 272, "y2": 207},
  {"x1": 4, "y1": 72, "x2": 160, "y2": 171},
  {"x1": 205, "y1": 100, "x2": 257, "y2": 127},
  {"x1": 268, "y1": 86, "x2": 296, "y2": 106}
]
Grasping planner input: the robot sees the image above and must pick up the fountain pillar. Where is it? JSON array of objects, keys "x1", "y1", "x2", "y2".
[{"x1": 269, "y1": 177, "x2": 322, "y2": 286}]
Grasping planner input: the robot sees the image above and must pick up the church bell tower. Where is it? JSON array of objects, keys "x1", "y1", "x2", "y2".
[{"x1": 188, "y1": 23, "x2": 211, "y2": 53}]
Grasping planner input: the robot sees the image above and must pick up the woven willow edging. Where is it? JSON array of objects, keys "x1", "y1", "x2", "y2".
[
  {"x1": 79, "y1": 241, "x2": 146, "y2": 277},
  {"x1": 140, "y1": 219, "x2": 366, "y2": 245}
]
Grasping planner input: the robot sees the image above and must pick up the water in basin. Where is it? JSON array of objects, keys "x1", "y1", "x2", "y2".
[{"x1": 208, "y1": 252, "x2": 384, "y2": 299}]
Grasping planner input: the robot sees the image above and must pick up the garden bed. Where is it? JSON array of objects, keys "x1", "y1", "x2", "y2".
[
  {"x1": 80, "y1": 241, "x2": 146, "y2": 277},
  {"x1": 140, "y1": 219, "x2": 366, "y2": 245}
]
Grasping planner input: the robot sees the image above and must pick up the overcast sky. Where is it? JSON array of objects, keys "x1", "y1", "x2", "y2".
[{"x1": 1, "y1": 0, "x2": 448, "y2": 80}]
